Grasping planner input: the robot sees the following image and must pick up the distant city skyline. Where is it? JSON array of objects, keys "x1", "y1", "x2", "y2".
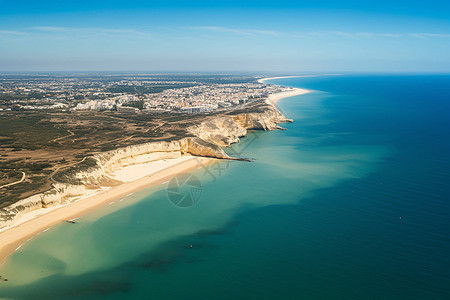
[{"x1": 1, "y1": 0, "x2": 449, "y2": 73}]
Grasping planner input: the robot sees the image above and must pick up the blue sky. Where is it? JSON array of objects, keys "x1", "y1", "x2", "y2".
[{"x1": 0, "y1": 1, "x2": 449, "y2": 73}]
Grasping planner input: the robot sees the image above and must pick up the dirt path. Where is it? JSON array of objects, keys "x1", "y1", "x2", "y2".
[
  {"x1": 50, "y1": 129, "x2": 74, "y2": 143},
  {"x1": 0, "y1": 172, "x2": 26, "y2": 189},
  {"x1": 49, "y1": 156, "x2": 87, "y2": 185}
]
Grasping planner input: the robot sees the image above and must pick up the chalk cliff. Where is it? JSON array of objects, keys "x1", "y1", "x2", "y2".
[
  {"x1": 230, "y1": 103, "x2": 293, "y2": 131},
  {"x1": 0, "y1": 100, "x2": 292, "y2": 229}
]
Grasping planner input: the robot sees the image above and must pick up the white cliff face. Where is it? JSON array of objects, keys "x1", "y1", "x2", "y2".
[
  {"x1": 94, "y1": 141, "x2": 183, "y2": 173},
  {"x1": 231, "y1": 105, "x2": 293, "y2": 131},
  {"x1": 182, "y1": 137, "x2": 229, "y2": 159},
  {"x1": 0, "y1": 101, "x2": 293, "y2": 229},
  {"x1": 187, "y1": 105, "x2": 293, "y2": 146},
  {"x1": 188, "y1": 116, "x2": 247, "y2": 147},
  {"x1": 0, "y1": 184, "x2": 88, "y2": 228}
]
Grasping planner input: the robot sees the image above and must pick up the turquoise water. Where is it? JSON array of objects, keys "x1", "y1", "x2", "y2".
[{"x1": 0, "y1": 75, "x2": 449, "y2": 299}]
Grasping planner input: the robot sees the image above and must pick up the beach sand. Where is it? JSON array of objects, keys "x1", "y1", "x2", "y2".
[
  {"x1": 258, "y1": 74, "x2": 326, "y2": 84},
  {"x1": 258, "y1": 76, "x2": 310, "y2": 105},
  {"x1": 0, "y1": 156, "x2": 213, "y2": 266},
  {"x1": 266, "y1": 88, "x2": 310, "y2": 106},
  {"x1": 257, "y1": 75, "x2": 304, "y2": 83}
]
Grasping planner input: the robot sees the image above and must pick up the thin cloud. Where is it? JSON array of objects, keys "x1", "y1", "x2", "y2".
[
  {"x1": 4, "y1": 26, "x2": 450, "y2": 40},
  {"x1": 188, "y1": 27, "x2": 450, "y2": 40},
  {"x1": 188, "y1": 26, "x2": 283, "y2": 37},
  {"x1": 354, "y1": 32, "x2": 402, "y2": 38},
  {"x1": 327, "y1": 31, "x2": 359, "y2": 39},
  {"x1": 410, "y1": 33, "x2": 450, "y2": 38},
  {"x1": 0, "y1": 30, "x2": 27, "y2": 35},
  {"x1": 32, "y1": 26, "x2": 68, "y2": 32},
  {"x1": 31, "y1": 26, "x2": 150, "y2": 36},
  {"x1": 377, "y1": 33, "x2": 402, "y2": 38},
  {"x1": 302, "y1": 31, "x2": 450, "y2": 39}
]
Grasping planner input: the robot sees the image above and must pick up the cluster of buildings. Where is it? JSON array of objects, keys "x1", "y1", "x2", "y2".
[
  {"x1": 0, "y1": 76, "x2": 191, "y2": 111},
  {"x1": 142, "y1": 83, "x2": 285, "y2": 113},
  {"x1": 73, "y1": 95, "x2": 137, "y2": 111},
  {"x1": 0, "y1": 76, "x2": 290, "y2": 114}
]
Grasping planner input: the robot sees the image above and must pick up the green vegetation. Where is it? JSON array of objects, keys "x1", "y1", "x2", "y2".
[
  {"x1": 52, "y1": 157, "x2": 98, "y2": 184},
  {"x1": 124, "y1": 100, "x2": 144, "y2": 110},
  {"x1": 0, "y1": 114, "x2": 67, "y2": 150}
]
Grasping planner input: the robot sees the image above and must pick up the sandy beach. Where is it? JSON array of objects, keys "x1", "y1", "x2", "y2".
[
  {"x1": 266, "y1": 88, "x2": 310, "y2": 106},
  {"x1": 257, "y1": 75, "x2": 304, "y2": 83},
  {"x1": 258, "y1": 76, "x2": 310, "y2": 105},
  {"x1": 0, "y1": 156, "x2": 212, "y2": 266}
]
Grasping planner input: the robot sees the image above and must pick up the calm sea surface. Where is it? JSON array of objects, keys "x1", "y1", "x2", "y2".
[{"x1": 0, "y1": 75, "x2": 449, "y2": 299}]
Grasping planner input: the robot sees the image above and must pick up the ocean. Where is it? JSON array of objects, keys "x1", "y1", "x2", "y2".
[{"x1": 0, "y1": 75, "x2": 449, "y2": 299}]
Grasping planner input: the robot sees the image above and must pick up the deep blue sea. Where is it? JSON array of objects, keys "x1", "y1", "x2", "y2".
[{"x1": 0, "y1": 75, "x2": 449, "y2": 299}]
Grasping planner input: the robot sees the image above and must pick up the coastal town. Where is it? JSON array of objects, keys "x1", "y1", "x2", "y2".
[{"x1": 0, "y1": 74, "x2": 293, "y2": 113}]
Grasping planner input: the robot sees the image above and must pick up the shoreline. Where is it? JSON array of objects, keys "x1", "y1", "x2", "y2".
[
  {"x1": 258, "y1": 76, "x2": 310, "y2": 106},
  {"x1": 0, "y1": 82, "x2": 308, "y2": 268},
  {"x1": 266, "y1": 88, "x2": 310, "y2": 106},
  {"x1": 258, "y1": 75, "x2": 304, "y2": 83},
  {"x1": 258, "y1": 74, "x2": 342, "y2": 84},
  {"x1": 0, "y1": 156, "x2": 213, "y2": 267}
]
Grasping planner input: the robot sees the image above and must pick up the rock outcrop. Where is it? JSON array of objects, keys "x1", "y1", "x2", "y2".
[
  {"x1": 186, "y1": 103, "x2": 292, "y2": 146},
  {"x1": 230, "y1": 104, "x2": 293, "y2": 131},
  {"x1": 187, "y1": 116, "x2": 247, "y2": 147},
  {"x1": 0, "y1": 100, "x2": 292, "y2": 229}
]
